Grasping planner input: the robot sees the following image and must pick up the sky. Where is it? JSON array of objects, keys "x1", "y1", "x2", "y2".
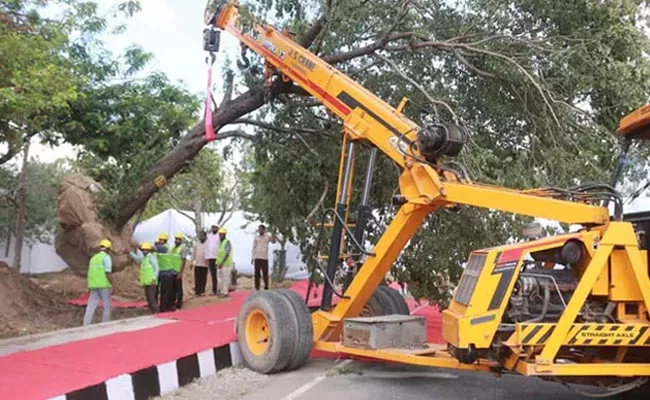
[{"x1": 22, "y1": 0, "x2": 242, "y2": 164}]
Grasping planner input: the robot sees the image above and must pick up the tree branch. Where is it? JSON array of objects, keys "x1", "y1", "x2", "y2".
[
  {"x1": 0, "y1": 194, "x2": 19, "y2": 208},
  {"x1": 375, "y1": 53, "x2": 460, "y2": 123},
  {"x1": 174, "y1": 208, "x2": 196, "y2": 224},
  {"x1": 219, "y1": 70, "x2": 235, "y2": 108},
  {"x1": 0, "y1": 146, "x2": 20, "y2": 165},
  {"x1": 218, "y1": 129, "x2": 258, "y2": 141},
  {"x1": 452, "y1": 49, "x2": 495, "y2": 78},
  {"x1": 293, "y1": 132, "x2": 320, "y2": 157},
  {"x1": 233, "y1": 118, "x2": 321, "y2": 156},
  {"x1": 0, "y1": 131, "x2": 35, "y2": 165},
  {"x1": 305, "y1": 182, "x2": 329, "y2": 223},
  {"x1": 233, "y1": 118, "x2": 323, "y2": 135}
]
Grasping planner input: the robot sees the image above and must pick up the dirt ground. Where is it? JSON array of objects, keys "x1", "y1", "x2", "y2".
[
  {"x1": 0, "y1": 265, "x2": 149, "y2": 339},
  {"x1": 0, "y1": 264, "x2": 294, "y2": 340}
]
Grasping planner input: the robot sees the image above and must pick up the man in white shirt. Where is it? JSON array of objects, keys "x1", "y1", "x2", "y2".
[
  {"x1": 192, "y1": 230, "x2": 208, "y2": 296},
  {"x1": 205, "y1": 225, "x2": 220, "y2": 295},
  {"x1": 251, "y1": 224, "x2": 276, "y2": 290}
]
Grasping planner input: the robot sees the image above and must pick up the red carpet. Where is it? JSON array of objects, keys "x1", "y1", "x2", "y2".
[
  {"x1": 67, "y1": 292, "x2": 148, "y2": 309},
  {"x1": 1, "y1": 280, "x2": 442, "y2": 400}
]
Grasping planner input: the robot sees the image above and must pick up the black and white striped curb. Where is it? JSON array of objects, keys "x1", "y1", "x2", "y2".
[{"x1": 48, "y1": 342, "x2": 243, "y2": 400}]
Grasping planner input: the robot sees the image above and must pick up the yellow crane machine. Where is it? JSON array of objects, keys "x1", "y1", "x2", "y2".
[{"x1": 204, "y1": 1, "x2": 650, "y2": 396}]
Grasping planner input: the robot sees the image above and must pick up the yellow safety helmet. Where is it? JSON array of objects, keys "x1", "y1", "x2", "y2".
[
  {"x1": 99, "y1": 239, "x2": 112, "y2": 249},
  {"x1": 140, "y1": 242, "x2": 153, "y2": 251},
  {"x1": 158, "y1": 233, "x2": 169, "y2": 241},
  {"x1": 174, "y1": 232, "x2": 184, "y2": 239},
  {"x1": 218, "y1": 227, "x2": 227, "y2": 234}
]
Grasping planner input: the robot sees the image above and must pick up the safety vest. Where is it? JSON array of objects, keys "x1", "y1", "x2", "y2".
[
  {"x1": 171, "y1": 244, "x2": 185, "y2": 256},
  {"x1": 87, "y1": 251, "x2": 111, "y2": 289},
  {"x1": 140, "y1": 254, "x2": 156, "y2": 286},
  {"x1": 157, "y1": 253, "x2": 182, "y2": 273},
  {"x1": 216, "y1": 239, "x2": 234, "y2": 267}
]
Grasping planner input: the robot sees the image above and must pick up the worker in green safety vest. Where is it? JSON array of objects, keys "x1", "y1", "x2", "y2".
[
  {"x1": 156, "y1": 247, "x2": 183, "y2": 312},
  {"x1": 130, "y1": 242, "x2": 160, "y2": 313},
  {"x1": 83, "y1": 239, "x2": 113, "y2": 326},
  {"x1": 216, "y1": 227, "x2": 234, "y2": 297},
  {"x1": 171, "y1": 232, "x2": 190, "y2": 310}
]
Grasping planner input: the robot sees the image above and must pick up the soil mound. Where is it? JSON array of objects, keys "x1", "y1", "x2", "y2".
[{"x1": 0, "y1": 264, "x2": 68, "y2": 338}]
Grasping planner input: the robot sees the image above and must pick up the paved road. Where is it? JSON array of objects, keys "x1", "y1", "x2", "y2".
[{"x1": 239, "y1": 359, "x2": 581, "y2": 400}]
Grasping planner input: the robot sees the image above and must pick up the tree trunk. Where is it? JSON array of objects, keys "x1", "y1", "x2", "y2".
[
  {"x1": 193, "y1": 197, "x2": 203, "y2": 236},
  {"x1": 12, "y1": 140, "x2": 30, "y2": 270},
  {"x1": 112, "y1": 17, "x2": 327, "y2": 229},
  {"x1": 5, "y1": 231, "x2": 11, "y2": 258}
]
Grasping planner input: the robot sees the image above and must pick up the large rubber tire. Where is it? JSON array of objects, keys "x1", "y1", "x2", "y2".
[
  {"x1": 359, "y1": 286, "x2": 394, "y2": 317},
  {"x1": 377, "y1": 285, "x2": 410, "y2": 315},
  {"x1": 236, "y1": 291, "x2": 297, "y2": 374},
  {"x1": 275, "y1": 289, "x2": 314, "y2": 371}
]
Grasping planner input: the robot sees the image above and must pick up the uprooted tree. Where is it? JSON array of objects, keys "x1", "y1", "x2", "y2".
[{"x1": 6, "y1": 0, "x2": 650, "y2": 303}]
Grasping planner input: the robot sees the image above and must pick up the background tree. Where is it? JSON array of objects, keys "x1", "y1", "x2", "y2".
[
  {"x1": 0, "y1": 155, "x2": 70, "y2": 263},
  {"x1": 0, "y1": 0, "x2": 141, "y2": 164},
  {"x1": 1, "y1": 0, "x2": 202, "y2": 274}
]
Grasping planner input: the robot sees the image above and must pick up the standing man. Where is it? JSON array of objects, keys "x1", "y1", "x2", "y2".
[
  {"x1": 83, "y1": 239, "x2": 113, "y2": 326},
  {"x1": 251, "y1": 224, "x2": 276, "y2": 291},
  {"x1": 153, "y1": 233, "x2": 169, "y2": 304},
  {"x1": 130, "y1": 242, "x2": 160, "y2": 313},
  {"x1": 155, "y1": 241, "x2": 181, "y2": 312},
  {"x1": 205, "y1": 224, "x2": 220, "y2": 296},
  {"x1": 192, "y1": 230, "x2": 208, "y2": 296},
  {"x1": 216, "y1": 227, "x2": 233, "y2": 297},
  {"x1": 171, "y1": 233, "x2": 190, "y2": 310}
]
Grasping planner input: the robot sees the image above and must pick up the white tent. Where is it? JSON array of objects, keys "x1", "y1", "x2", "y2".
[
  {"x1": 0, "y1": 234, "x2": 67, "y2": 274},
  {"x1": 132, "y1": 209, "x2": 309, "y2": 280}
]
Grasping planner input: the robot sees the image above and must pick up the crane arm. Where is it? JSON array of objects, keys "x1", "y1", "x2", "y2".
[{"x1": 206, "y1": 1, "x2": 611, "y2": 226}]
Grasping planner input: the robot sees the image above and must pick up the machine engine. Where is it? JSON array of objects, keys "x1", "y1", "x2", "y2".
[
  {"x1": 505, "y1": 240, "x2": 616, "y2": 325},
  {"x1": 506, "y1": 268, "x2": 576, "y2": 323}
]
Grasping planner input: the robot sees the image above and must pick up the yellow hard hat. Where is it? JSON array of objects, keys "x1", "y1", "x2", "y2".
[
  {"x1": 158, "y1": 233, "x2": 169, "y2": 240},
  {"x1": 218, "y1": 227, "x2": 227, "y2": 234},
  {"x1": 99, "y1": 239, "x2": 112, "y2": 249},
  {"x1": 140, "y1": 242, "x2": 153, "y2": 251},
  {"x1": 174, "y1": 232, "x2": 184, "y2": 239}
]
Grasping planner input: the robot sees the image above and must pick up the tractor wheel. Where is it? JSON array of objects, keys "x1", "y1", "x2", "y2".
[
  {"x1": 276, "y1": 289, "x2": 314, "y2": 371},
  {"x1": 359, "y1": 286, "x2": 394, "y2": 317},
  {"x1": 236, "y1": 291, "x2": 297, "y2": 374},
  {"x1": 377, "y1": 285, "x2": 410, "y2": 315}
]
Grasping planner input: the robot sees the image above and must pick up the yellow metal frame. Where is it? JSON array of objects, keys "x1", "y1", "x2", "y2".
[{"x1": 213, "y1": 2, "x2": 650, "y2": 379}]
